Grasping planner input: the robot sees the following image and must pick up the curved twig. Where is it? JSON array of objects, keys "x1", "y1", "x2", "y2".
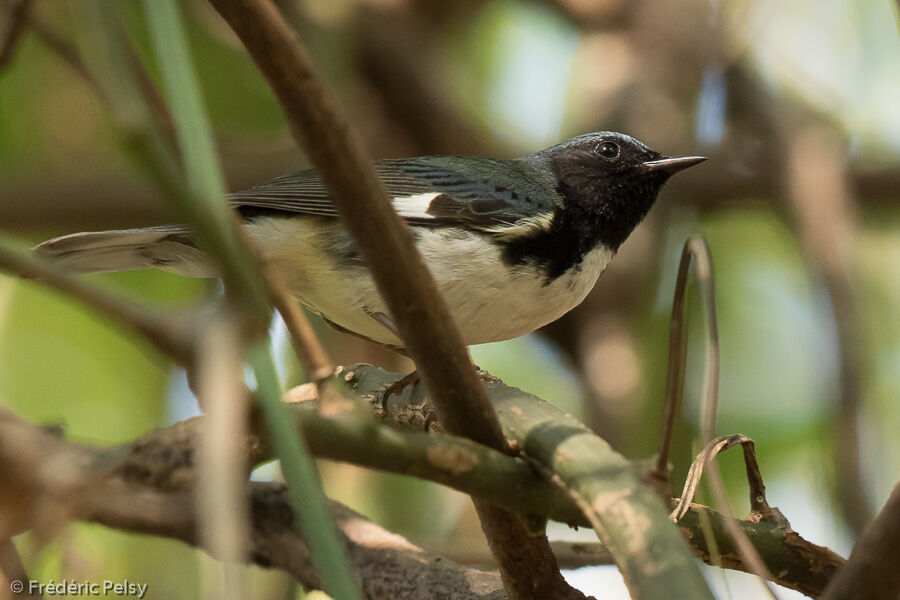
[
  {"x1": 661, "y1": 236, "x2": 782, "y2": 599},
  {"x1": 670, "y1": 434, "x2": 771, "y2": 522},
  {"x1": 652, "y1": 237, "x2": 695, "y2": 484}
]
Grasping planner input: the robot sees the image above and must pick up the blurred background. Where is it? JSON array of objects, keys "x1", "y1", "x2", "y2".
[{"x1": 1, "y1": 0, "x2": 899, "y2": 598}]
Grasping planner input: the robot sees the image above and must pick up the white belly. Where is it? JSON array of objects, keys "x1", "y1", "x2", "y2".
[{"x1": 250, "y1": 218, "x2": 612, "y2": 347}]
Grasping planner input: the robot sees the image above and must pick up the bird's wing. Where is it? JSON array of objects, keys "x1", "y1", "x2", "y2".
[{"x1": 228, "y1": 157, "x2": 559, "y2": 232}]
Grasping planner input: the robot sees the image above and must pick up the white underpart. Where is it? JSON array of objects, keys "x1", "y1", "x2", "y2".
[
  {"x1": 390, "y1": 192, "x2": 440, "y2": 220},
  {"x1": 248, "y1": 217, "x2": 613, "y2": 347}
]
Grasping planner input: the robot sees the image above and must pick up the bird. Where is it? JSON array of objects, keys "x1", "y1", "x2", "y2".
[{"x1": 34, "y1": 132, "x2": 704, "y2": 351}]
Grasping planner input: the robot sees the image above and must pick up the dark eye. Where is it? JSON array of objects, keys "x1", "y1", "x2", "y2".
[{"x1": 596, "y1": 141, "x2": 620, "y2": 159}]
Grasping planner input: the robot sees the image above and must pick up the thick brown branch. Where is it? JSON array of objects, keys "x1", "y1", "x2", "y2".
[
  {"x1": 204, "y1": 0, "x2": 503, "y2": 449},
  {"x1": 83, "y1": 482, "x2": 507, "y2": 600},
  {"x1": 0, "y1": 404, "x2": 505, "y2": 600},
  {"x1": 203, "y1": 2, "x2": 577, "y2": 597},
  {"x1": 0, "y1": 371, "x2": 846, "y2": 598},
  {"x1": 362, "y1": 365, "x2": 845, "y2": 598},
  {"x1": 820, "y1": 482, "x2": 900, "y2": 600}
]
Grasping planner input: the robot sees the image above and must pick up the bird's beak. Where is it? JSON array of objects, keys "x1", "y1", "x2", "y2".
[{"x1": 640, "y1": 156, "x2": 707, "y2": 175}]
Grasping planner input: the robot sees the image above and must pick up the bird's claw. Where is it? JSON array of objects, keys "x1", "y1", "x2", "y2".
[{"x1": 378, "y1": 370, "x2": 421, "y2": 413}]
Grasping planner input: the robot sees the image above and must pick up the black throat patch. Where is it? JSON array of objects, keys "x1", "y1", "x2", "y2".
[{"x1": 499, "y1": 158, "x2": 667, "y2": 282}]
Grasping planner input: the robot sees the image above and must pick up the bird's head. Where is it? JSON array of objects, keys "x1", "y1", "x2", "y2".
[{"x1": 531, "y1": 132, "x2": 705, "y2": 250}]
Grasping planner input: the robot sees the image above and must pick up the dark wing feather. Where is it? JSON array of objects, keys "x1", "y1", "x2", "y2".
[{"x1": 228, "y1": 157, "x2": 559, "y2": 231}]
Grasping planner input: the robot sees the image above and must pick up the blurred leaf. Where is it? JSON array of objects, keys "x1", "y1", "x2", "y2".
[{"x1": 0, "y1": 274, "x2": 192, "y2": 442}]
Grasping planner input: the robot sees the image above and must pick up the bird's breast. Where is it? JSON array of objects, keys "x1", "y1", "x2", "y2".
[
  {"x1": 250, "y1": 217, "x2": 612, "y2": 347},
  {"x1": 408, "y1": 227, "x2": 612, "y2": 345}
]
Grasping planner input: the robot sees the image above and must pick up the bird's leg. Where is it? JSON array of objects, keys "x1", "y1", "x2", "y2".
[
  {"x1": 379, "y1": 369, "x2": 420, "y2": 413},
  {"x1": 362, "y1": 309, "x2": 424, "y2": 414},
  {"x1": 364, "y1": 310, "x2": 499, "y2": 428}
]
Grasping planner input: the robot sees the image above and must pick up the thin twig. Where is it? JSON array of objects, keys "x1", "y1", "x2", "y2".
[
  {"x1": 269, "y1": 278, "x2": 334, "y2": 384},
  {"x1": 0, "y1": 244, "x2": 194, "y2": 366},
  {"x1": 248, "y1": 228, "x2": 333, "y2": 385},
  {"x1": 196, "y1": 311, "x2": 250, "y2": 600},
  {"x1": 652, "y1": 236, "x2": 694, "y2": 485},
  {"x1": 670, "y1": 434, "x2": 771, "y2": 522},
  {"x1": 665, "y1": 237, "x2": 782, "y2": 599},
  {"x1": 0, "y1": 0, "x2": 32, "y2": 69}
]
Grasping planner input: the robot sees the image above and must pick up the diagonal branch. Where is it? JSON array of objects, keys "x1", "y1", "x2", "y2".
[
  {"x1": 820, "y1": 482, "x2": 900, "y2": 600},
  {"x1": 203, "y1": 0, "x2": 504, "y2": 450},
  {"x1": 201, "y1": 2, "x2": 581, "y2": 598},
  {"x1": 0, "y1": 244, "x2": 194, "y2": 367},
  {"x1": 0, "y1": 0, "x2": 32, "y2": 69}
]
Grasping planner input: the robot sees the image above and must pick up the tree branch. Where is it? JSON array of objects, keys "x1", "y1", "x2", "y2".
[
  {"x1": 0, "y1": 0, "x2": 32, "y2": 69},
  {"x1": 784, "y1": 126, "x2": 871, "y2": 534},
  {"x1": 0, "y1": 365, "x2": 845, "y2": 598},
  {"x1": 0, "y1": 244, "x2": 194, "y2": 367},
  {"x1": 204, "y1": 0, "x2": 504, "y2": 449},
  {"x1": 820, "y1": 482, "x2": 900, "y2": 600},
  {"x1": 201, "y1": 2, "x2": 584, "y2": 597},
  {"x1": 0, "y1": 403, "x2": 505, "y2": 600},
  {"x1": 1, "y1": 538, "x2": 41, "y2": 600}
]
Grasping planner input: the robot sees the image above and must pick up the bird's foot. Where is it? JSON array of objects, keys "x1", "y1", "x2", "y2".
[{"x1": 378, "y1": 370, "x2": 421, "y2": 414}]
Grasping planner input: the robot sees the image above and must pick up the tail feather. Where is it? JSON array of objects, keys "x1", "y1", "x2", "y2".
[{"x1": 32, "y1": 226, "x2": 214, "y2": 277}]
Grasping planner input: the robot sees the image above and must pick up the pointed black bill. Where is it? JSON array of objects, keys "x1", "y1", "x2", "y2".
[{"x1": 640, "y1": 156, "x2": 707, "y2": 175}]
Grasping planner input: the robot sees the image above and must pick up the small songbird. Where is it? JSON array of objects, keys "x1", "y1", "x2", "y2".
[{"x1": 34, "y1": 132, "x2": 704, "y2": 349}]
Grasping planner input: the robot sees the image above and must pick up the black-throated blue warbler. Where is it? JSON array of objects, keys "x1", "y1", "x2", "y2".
[{"x1": 34, "y1": 132, "x2": 704, "y2": 349}]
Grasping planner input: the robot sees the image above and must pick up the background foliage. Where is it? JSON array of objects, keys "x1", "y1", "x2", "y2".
[{"x1": 1, "y1": 0, "x2": 899, "y2": 597}]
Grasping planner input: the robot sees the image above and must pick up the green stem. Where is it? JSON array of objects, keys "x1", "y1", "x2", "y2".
[
  {"x1": 141, "y1": 0, "x2": 269, "y2": 318},
  {"x1": 248, "y1": 344, "x2": 361, "y2": 600},
  {"x1": 140, "y1": 2, "x2": 361, "y2": 597}
]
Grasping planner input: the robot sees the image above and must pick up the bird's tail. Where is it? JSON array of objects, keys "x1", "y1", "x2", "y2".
[{"x1": 32, "y1": 226, "x2": 215, "y2": 277}]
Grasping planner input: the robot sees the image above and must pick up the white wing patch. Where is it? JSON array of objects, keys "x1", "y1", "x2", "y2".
[
  {"x1": 391, "y1": 192, "x2": 440, "y2": 220},
  {"x1": 478, "y1": 212, "x2": 554, "y2": 239}
]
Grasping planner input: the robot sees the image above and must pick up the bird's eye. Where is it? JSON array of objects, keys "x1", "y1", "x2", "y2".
[{"x1": 596, "y1": 141, "x2": 620, "y2": 160}]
